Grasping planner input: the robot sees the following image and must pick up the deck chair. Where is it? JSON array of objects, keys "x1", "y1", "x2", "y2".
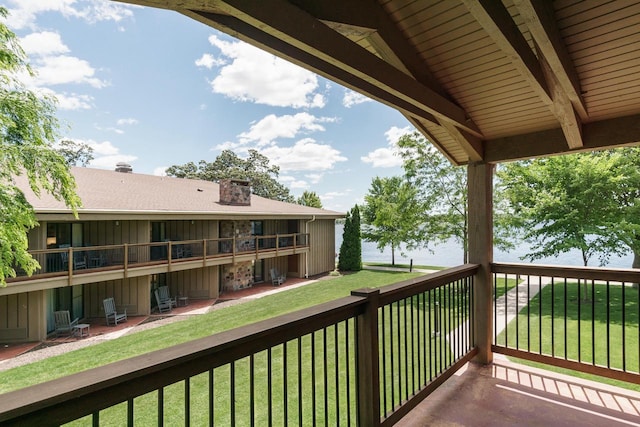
[
  {"x1": 154, "y1": 290, "x2": 173, "y2": 313},
  {"x1": 53, "y1": 310, "x2": 79, "y2": 337},
  {"x1": 270, "y1": 268, "x2": 286, "y2": 286},
  {"x1": 103, "y1": 297, "x2": 127, "y2": 325},
  {"x1": 158, "y1": 286, "x2": 177, "y2": 307},
  {"x1": 73, "y1": 252, "x2": 87, "y2": 269}
]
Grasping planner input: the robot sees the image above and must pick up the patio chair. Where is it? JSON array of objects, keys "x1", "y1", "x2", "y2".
[
  {"x1": 103, "y1": 297, "x2": 127, "y2": 326},
  {"x1": 158, "y1": 286, "x2": 177, "y2": 307},
  {"x1": 154, "y1": 290, "x2": 173, "y2": 313},
  {"x1": 270, "y1": 268, "x2": 286, "y2": 286},
  {"x1": 53, "y1": 310, "x2": 79, "y2": 337},
  {"x1": 73, "y1": 252, "x2": 87, "y2": 270}
]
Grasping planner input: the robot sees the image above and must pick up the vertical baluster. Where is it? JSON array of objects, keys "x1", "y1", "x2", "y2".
[
  {"x1": 158, "y1": 387, "x2": 164, "y2": 427},
  {"x1": 564, "y1": 278, "x2": 568, "y2": 361},
  {"x1": 527, "y1": 275, "x2": 531, "y2": 352},
  {"x1": 551, "y1": 277, "x2": 555, "y2": 358},
  {"x1": 515, "y1": 274, "x2": 519, "y2": 350},
  {"x1": 592, "y1": 279, "x2": 596, "y2": 366},
  {"x1": 403, "y1": 297, "x2": 409, "y2": 400},
  {"x1": 578, "y1": 278, "x2": 582, "y2": 363},
  {"x1": 622, "y1": 280, "x2": 626, "y2": 372},
  {"x1": 606, "y1": 281, "x2": 611, "y2": 369},
  {"x1": 283, "y1": 342, "x2": 288, "y2": 426},
  {"x1": 415, "y1": 293, "x2": 421, "y2": 391},
  {"x1": 209, "y1": 369, "x2": 214, "y2": 427},
  {"x1": 389, "y1": 304, "x2": 395, "y2": 409},
  {"x1": 345, "y1": 320, "x2": 351, "y2": 427},
  {"x1": 311, "y1": 333, "x2": 316, "y2": 427},
  {"x1": 250, "y1": 354, "x2": 255, "y2": 426},
  {"x1": 504, "y1": 274, "x2": 508, "y2": 348},
  {"x1": 427, "y1": 289, "x2": 432, "y2": 381},
  {"x1": 538, "y1": 275, "x2": 543, "y2": 355},
  {"x1": 185, "y1": 377, "x2": 191, "y2": 427},
  {"x1": 92, "y1": 411, "x2": 99, "y2": 427},
  {"x1": 396, "y1": 300, "x2": 401, "y2": 404},
  {"x1": 323, "y1": 328, "x2": 328, "y2": 426},
  {"x1": 334, "y1": 324, "x2": 340, "y2": 424},
  {"x1": 298, "y1": 337, "x2": 303, "y2": 426},
  {"x1": 127, "y1": 398, "x2": 134, "y2": 427},
  {"x1": 381, "y1": 305, "x2": 387, "y2": 416},
  {"x1": 268, "y1": 348, "x2": 273, "y2": 427}
]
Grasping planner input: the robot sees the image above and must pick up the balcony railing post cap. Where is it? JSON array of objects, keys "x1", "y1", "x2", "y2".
[{"x1": 351, "y1": 287, "x2": 380, "y2": 297}]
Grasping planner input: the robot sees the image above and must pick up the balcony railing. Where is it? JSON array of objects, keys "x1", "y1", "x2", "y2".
[
  {"x1": 0, "y1": 265, "x2": 478, "y2": 426},
  {"x1": 492, "y1": 263, "x2": 640, "y2": 385},
  {"x1": 8, "y1": 233, "x2": 309, "y2": 284}
]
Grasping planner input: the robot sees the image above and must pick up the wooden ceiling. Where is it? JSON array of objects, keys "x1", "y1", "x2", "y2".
[{"x1": 118, "y1": 0, "x2": 640, "y2": 165}]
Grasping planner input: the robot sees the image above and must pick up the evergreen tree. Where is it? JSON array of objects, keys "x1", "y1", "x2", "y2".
[{"x1": 338, "y1": 205, "x2": 362, "y2": 271}]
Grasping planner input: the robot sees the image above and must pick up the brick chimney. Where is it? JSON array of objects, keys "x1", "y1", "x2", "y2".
[{"x1": 219, "y1": 179, "x2": 251, "y2": 206}]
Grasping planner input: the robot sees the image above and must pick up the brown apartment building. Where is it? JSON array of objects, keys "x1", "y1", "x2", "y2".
[{"x1": 1, "y1": 167, "x2": 343, "y2": 343}]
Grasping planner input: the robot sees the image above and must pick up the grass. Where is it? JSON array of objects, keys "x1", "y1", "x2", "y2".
[
  {"x1": 498, "y1": 281, "x2": 640, "y2": 392},
  {"x1": 493, "y1": 276, "x2": 520, "y2": 300}
]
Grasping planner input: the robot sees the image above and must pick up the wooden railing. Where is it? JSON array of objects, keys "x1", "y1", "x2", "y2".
[
  {"x1": 0, "y1": 265, "x2": 478, "y2": 426},
  {"x1": 8, "y1": 233, "x2": 310, "y2": 284},
  {"x1": 492, "y1": 263, "x2": 640, "y2": 385}
]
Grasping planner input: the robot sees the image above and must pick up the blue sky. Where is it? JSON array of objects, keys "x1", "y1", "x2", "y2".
[{"x1": 6, "y1": 0, "x2": 416, "y2": 212}]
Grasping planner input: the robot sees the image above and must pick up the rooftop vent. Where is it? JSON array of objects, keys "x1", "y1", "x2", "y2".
[
  {"x1": 115, "y1": 162, "x2": 133, "y2": 173},
  {"x1": 219, "y1": 179, "x2": 251, "y2": 206}
]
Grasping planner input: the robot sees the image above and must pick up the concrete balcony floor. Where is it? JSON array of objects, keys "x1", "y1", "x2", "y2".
[{"x1": 398, "y1": 355, "x2": 640, "y2": 427}]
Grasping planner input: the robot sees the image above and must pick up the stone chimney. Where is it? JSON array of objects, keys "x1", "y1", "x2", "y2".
[
  {"x1": 115, "y1": 162, "x2": 132, "y2": 173},
  {"x1": 219, "y1": 179, "x2": 251, "y2": 206}
]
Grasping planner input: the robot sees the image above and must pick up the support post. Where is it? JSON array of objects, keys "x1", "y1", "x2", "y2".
[
  {"x1": 351, "y1": 287, "x2": 381, "y2": 427},
  {"x1": 467, "y1": 162, "x2": 494, "y2": 364}
]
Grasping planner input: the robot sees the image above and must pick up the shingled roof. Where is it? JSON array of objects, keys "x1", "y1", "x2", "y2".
[{"x1": 16, "y1": 167, "x2": 343, "y2": 219}]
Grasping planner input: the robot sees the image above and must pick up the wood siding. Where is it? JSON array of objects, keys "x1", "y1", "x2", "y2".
[
  {"x1": 167, "y1": 266, "x2": 219, "y2": 300},
  {"x1": 306, "y1": 219, "x2": 336, "y2": 277},
  {"x1": 83, "y1": 276, "x2": 150, "y2": 318},
  {"x1": 0, "y1": 291, "x2": 45, "y2": 342}
]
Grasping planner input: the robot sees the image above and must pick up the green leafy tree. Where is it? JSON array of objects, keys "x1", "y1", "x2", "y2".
[
  {"x1": 338, "y1": 205, "x2": 362, "y2": 271},
  {"x1": 397, "y1": 132, "x2": 470, "y2": 262},
  {"x1": 166, "y1": 149, "x2": 295, "y2": 202},
  {"x1": 297, "y1": 190, "x2": 322, "y2": 208},
  {"x1": 605, "y1": 147, "x2": 640, "y2": 269},
  {"x1": 56, "y1": 139, "x2": 94, "y2": 167},
  {"x1": 497, "y1": 153, "x2": 625, "y2": 267},
  {"x1": 0, "y1": 8, "x2": 81, "y2": 286},
  {"x1": 362, "y1": 176, "x2": 422, "y2": 265}
]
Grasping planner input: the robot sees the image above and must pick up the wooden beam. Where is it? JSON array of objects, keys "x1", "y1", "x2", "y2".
[
  {"x1": 461, "y1": 0, "x2": 583, "y2": 152},
  {"x1": 462, "y1": 0, "x2": 550, "y2": 103},
  {"x1": 484, "y1": 113, "x2": 640, "y2": 163},
  {"x1": 513, "y1": 0, "x2": 588, "y2": 119},
  {"x1": 538, "y1": 45, "x2": 583, "y2": 149},
  {"x1": 292, "y1": 0, "x2": 485, "y2": 161},
  {"x1": 210, "y1": 0, "x2": 482, "y2": 137}
]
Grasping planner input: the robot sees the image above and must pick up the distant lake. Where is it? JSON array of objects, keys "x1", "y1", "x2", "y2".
[{"x1": 335, "y1": 224, "x2": 634, "y2": 269}]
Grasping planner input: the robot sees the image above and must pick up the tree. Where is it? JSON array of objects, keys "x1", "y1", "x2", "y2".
[
  {"x1": 604, "y1": 147, "x2": 640, "y2": 270},
  {"x1": 497, "y1": 153, "x2": 625, "y2": 267},
  {"x1": 397, "y1": 132, "x2": 470, "y2": 262},
  {"x1": 297, "y1": 190, "x2": 322, "y2": 208},
  {"x1": 338, "y1": 205, "x2": 362, "y2": 271},
  {"x1": 166, "y1": 149, "x2": 294, "y2": 202},
  {"x1": 56, "y1": 139, "x2": 94, "y2": 167},
  {"x1": 0, "y1": 8, "x2": 81, "y2": 286},
  {"x1": 361, "y1": 176, "x2": 422, "y2": 265}
]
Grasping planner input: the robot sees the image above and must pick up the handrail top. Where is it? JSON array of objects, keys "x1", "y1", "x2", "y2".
[{"x1": 492, "y1": 262, "x2": 640, "y2": 282}]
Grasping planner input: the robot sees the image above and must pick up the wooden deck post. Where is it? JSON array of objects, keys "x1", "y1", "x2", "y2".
[
  {"x1": 351, "y1": 287, "x2": 381, "y2": 427},
  {"x1": 467, "y1": 162, "x2": 494, "y2": 364}
]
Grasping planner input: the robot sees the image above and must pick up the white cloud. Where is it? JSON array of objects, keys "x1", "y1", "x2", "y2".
[
  {"x1": 279, "y1": 175, "x2": 308, "y2": 189},
  {"x1": 305, "y1": 173, "x2": 323, "y2": 184},
  {"x1": 32, "y1": 55, "x2": 106, "y2": 88},
  {"x1": 6, "y1": 0, "x2": 135, "y2": 30},
  {"x1": 343, "y1": 89, "x2": 372, "y2": 108},
  {"x1": 35, "y1": 86, "x2": 93, "y2": 110},
  {"x1": 322, "y1": 190, "x2": 351, "y2": 200},
  {"x1": 20, "y1": 31, "x2": 69, "y2": 56},
  {"x1": 195, "y1": 53, "x2": 224, "y2": 69},
  {"x1": 262, "y1": 138, "x2": 347, "y2": 172},
  {"x1": 117, "y1": 118, "x2": 139, "y2": 126},
  {"x1": 361, "y1": 147, "x2": 402, "y2": 168},
  {"x1": 238, "y1": 113, "x2": 335, "y2": 146},
  {"x1": 153, "y1": 166, "x2": 168, "y2": 176},
  {"x1": 361, "y1": 125, "x2": 413, "y2": 168},
  {"x1": 384, "y1": 125, "x2": 412, "y2": 145},
  {"x1": 204, "y1": 35, "x2": 326, "y2": 108}
]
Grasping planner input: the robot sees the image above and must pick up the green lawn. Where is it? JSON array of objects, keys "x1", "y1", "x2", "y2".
[
  {"x1": 364, "y1": 262, "x2": 446, "y2": 271},
  {"x1": 498, "y1": 281, "x2": 640, "y2": 392}
]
